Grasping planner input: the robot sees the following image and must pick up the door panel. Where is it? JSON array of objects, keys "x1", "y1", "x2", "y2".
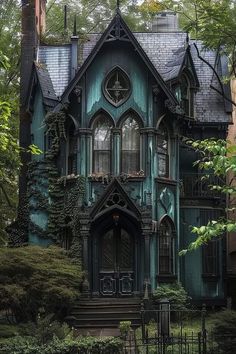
[
  {"x1": 99, "y1": 227, "x2": 134, "y2": 296},
  {"x1": 101, "y1": 230, "x2": 115, "y2": 269}
]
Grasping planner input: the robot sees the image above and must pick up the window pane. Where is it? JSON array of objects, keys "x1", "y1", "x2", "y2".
[
  {"x1": 94, "y1": 151, "x2": 110, "y2": 174},
  {"x1": 93, "y1": 116, "x2": 112, "y2": 174},
  {"x1": 159, "y1": 219, "x2": 174, "y2": 274},
  {"x1": 157, "y1": 123, "x2": 169, "y2": 177},
  {"x1": 122, "y1": 117, "x2": 140, "y2": 174}
]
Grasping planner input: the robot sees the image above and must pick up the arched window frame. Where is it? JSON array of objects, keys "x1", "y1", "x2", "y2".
[
  {"x1": 103, "y1": 66, "x2": 131, "y2": 107},
  {"x1": 120, "y1": 115, "x2": 141, "y2": 175},
  {"x1": 158, "y1": 216, "x2": 176, "y2": 275},
  {"x1": 156, "y1": 122, "x2": 169, "y2": 178},
  {"x1": 66, "y1": 121, "x2": 77, "y2": 175},
  {"x1": 92, "y1": 114, "x2": 114, "y2": 175}
]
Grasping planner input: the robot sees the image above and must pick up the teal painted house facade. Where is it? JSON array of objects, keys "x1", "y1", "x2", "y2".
[{"x1": 18, "y1": 1, "x2": 232, "y2": 305}]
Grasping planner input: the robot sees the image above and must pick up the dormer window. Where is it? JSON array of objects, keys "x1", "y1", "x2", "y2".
[
  {"x1": 103, "y1": 67, "x2": 131, "y2": 107},
  {"x1": 174, "y1": 72, "x2": 194, "y2": 117}
]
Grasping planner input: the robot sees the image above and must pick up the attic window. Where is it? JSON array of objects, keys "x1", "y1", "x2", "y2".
[
  {"x1": 103, "y1": 67, "x2": 131, "y2": 107},
  {"x1": 174, "y1": 72, "x2": 194, "y2": 117}
]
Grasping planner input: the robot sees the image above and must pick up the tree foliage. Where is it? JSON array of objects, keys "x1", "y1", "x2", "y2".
[
  {"x1": 45, "y1": 0, "x2": 149, "y2": 43},
  {"x1": 0, "y1": 52, "x2": 20, "y2": 244},
  {"x1": 0, "y1": 246, "x2": 83, "y2": 323},
  {"x1": 161, "y1": 0, "x2": 236, "y2": 76},
  {"x1": 180, "y1": 139, "x2": 236, "y2": 254}
]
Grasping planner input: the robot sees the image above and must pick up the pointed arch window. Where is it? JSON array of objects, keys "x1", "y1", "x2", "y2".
[
  {"x1": 104, "y1": 67, "x2": 131, "y2": 107},
  {"x1": 93, "y1": 115, "x2": 113, "y2": 174},
  {"x1": 159, "y1": 217, "x2": 175, "y2": 275},
  {"x1": 121, "y1": 116, "x2": 140, "y2": 174},
  {"x1": 157, "y1": 122, "x2": 169, "y2": 178},
  {"x1": 66, "y1": 124, "x2": 77, "y2": 175}
]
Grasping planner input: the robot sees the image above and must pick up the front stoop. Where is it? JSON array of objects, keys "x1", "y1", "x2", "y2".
[{"x1": 66, "y1": 298, "x2": 142, "y2": 335}]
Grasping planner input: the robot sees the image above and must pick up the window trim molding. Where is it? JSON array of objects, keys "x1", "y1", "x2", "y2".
[
  {"x1": 120, "y1": 115, "x2": 141, "y2": 175},
  {"x1": 156, "y1": 122, "x2": 170, "y2": 179},
  {"x1": 92, "y1": 113, "x2": 114, "y2": 175},
  {"x1": 102, "y1": 66, "x2": 132, "y2": 107},
  {"x1": 158, "y1": 215, "x2": 176, "y2": 276}
]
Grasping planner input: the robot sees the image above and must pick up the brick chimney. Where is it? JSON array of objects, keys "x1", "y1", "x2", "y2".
[
  {"x1": 152, "y1": 11, "x2": 179, "y2": 32},
  {"x1": 20, "y1": 0, "x2": 46, "y2": 106},
  {"x1": 19, "y1": 0, "x2": 47, "y2": 215}
]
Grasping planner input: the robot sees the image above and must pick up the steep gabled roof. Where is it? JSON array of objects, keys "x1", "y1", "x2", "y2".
[
  {"x1": 34, "y1": 63, "x2": 58, "y2": 107},
  {"x1": 60, "y1": 12, "x2": 178, "y2": 106},
  {"x1": 162, "y1": 45, "x2": 200, "y2": 86}
]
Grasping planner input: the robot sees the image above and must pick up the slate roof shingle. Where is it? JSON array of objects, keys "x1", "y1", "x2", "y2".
[
  {"x1": 35, "y1": 63, "x2": 58, "y2": 104},
  {"x1": 36, "y1": 30, "x2": 231, "y2": 122},
  {"x1": 37, "y1": 45, "x2": 71, "y2": 97}
]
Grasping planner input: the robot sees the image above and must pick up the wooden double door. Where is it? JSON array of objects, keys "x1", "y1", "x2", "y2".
[{"x1": 99, "y1": 227, "x2": 135, "y2": 296}]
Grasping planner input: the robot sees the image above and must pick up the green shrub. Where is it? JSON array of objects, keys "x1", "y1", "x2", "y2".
[
  {"x1": 0, "y1": 246, "x2": 83, "y2": 322},
  {"x1": 20, "y1": 314, "x2": 72, "y2": 345},
  {"x1": 0, "y1": 335, "x2": 123, "y2": 354},
  {"x1": 153, "y1": 282, "x2": 190, "y2": 310},
  {"x1": 119, "y1": 320, "x2": 131, "y2": 337},
  {"x1": 210, "y1": 310, "x2": 236, "y2": 353}
]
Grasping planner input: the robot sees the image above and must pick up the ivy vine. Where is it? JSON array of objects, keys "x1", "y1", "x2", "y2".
[{"x1": 23, "y1": 110, "x2": 85, "y2": 263}]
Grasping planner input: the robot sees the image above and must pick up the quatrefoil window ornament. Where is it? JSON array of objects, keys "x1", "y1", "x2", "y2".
[{"x1": 103, "y1": 67, "x2": 131, "y2": 107}]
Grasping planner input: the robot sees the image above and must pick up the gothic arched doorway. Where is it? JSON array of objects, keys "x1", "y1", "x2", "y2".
[{"x1": 90, "y1": 209, "x2": 142, "y2": 297}]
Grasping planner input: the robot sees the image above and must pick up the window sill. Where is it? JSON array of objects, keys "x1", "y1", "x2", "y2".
[
  {"x1": 155, "y1": 177, "x2": 177, "y2": 186},
  {"x1": 88, "y1": 174, "x2": 146, "y2": 183},
  {"x1": 156, "y1": 274, "x2": 177, "y2": 283}
]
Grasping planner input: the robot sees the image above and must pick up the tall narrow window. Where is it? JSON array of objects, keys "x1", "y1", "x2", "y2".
[
  {"x1": 173, "y1": 73, "x2": 194, "y2": 117},
  {"x1": 61, "y1": 227, "x2": 73, "y2": 250},
  {"x1": 157, "y1": 123, "x2": 169, "y2": 178},
  {"x1": 121, "y1": 116, "x2": 140, "y2": 174},
  {"x1": 159, "y1": 217, "x2": 175, "y2": 275},
  {"x1": 67, "y1": 124, "x2": 77, "y2": 175},
  {"x1": 202, "y1": 241, "x2": 218, "y2": 276},
  {"x1": 93, "y1": 116, "x2": 112, "y2": 174},
  {"x1": 201, "y1": 209, "x2": 220, "y2": 276}
]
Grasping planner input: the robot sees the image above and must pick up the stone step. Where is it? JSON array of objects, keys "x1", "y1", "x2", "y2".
[{"x1": 67, "y1": 298, "x2": 142, "y2": 331}]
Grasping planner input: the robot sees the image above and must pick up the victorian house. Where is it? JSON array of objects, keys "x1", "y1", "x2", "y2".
[{"x1": 18, "y1": 0, "x2": 232, "y2": 326}]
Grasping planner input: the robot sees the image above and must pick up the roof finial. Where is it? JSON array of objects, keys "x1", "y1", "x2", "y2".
[
  {"x1": 73, "y1": 15, "x2": 77, "y2": 36},
  {"x1": 186, "y1": 32, "x2": 189, "y2": 45},
  {"x1": 116, "y1": 0, "x2": 121, "y2": 13}
]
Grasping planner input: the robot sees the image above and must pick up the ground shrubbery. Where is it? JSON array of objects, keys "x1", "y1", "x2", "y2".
[
  {"x1": 210, "y1": 310, "x2": 236, "y2": 353},
  {"x1": 0, "y1": 246, "x2": 83, "y2": 322},
  {"x1": 0, "y1": 336, "x2": 123, "y2": 354},
  {"x1": 153, "y1": 282, "x2": 190, "y2": 310},
  {"x1": 0, "y1": 307, "x2": 123, "y2": 353}
]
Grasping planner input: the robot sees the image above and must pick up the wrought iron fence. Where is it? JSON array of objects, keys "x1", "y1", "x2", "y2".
[{"x1": 123, "y1": 306, "x2": 232, "y2": 354}]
